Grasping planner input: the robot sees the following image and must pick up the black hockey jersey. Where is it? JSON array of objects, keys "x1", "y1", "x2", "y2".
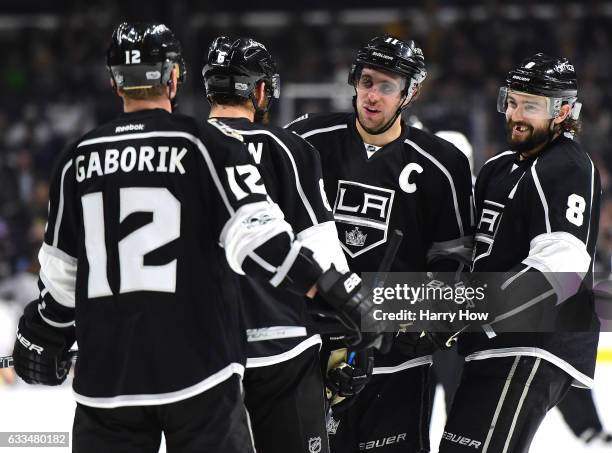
[
  {"x1": 464, "y1": 134, "x2": 601, "y2": 388},
  {"x1": 215, "y1": 117, "x2": 347, "y2": 364},
  {"x1": 288, "y1": 112, "x2": 474, "y2": 368},
  {"x1": 36, "y1": 108, "x2": 320, "y2": 407}
]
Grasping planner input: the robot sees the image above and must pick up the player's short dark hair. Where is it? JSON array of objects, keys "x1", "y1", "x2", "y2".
[
  {"x1": 121, "y1": 86, "x2": 168, "y2": 101},
  {"x1": 209, "y1": 93, "x2": 251, "y2": 108},
  {"x1": 559, "y1": 116, "x2": 581, "y2": 135}
]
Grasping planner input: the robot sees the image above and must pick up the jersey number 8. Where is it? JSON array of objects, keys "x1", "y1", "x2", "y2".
[{"x1": 565, "y1": 193, "x2": 586, "y2": 227}]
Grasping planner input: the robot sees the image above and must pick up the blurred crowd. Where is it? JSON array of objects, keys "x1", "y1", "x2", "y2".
[{"x1": 1, "y1": 1, "x2": 612, "y2": 301}]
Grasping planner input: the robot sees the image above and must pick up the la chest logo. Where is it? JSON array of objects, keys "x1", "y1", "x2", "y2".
[
  {"x1": 473, "y1": 199, "x2": 504, "y2": 266},
  {"x1": 333, "y1": 180, "x2": 395, "y2": 258}
]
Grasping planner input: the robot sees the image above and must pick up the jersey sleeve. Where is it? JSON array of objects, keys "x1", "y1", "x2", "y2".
[
  {"x1": 425, "y1": 142, "x2": 475, "y2": 271},
  {"x1": 520, "y1": 154, "x2": 599, "y2": 302},
  {"x1": 477, "y1": 151, "x2": 601, "y2": 335},
  {"x1": 279, "y1": 131, "x2": 349, "y2": 273},
  {"x1": 37, "y1": 146, "x2": 79, "y2": 330},
  {"x1": 202, "y1": 120, "x2": 323, "y2": 294}
]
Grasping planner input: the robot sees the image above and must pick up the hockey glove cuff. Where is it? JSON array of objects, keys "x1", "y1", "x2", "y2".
[{"x1": 13, "y1": 301, "x2": 75, "y2": 386}]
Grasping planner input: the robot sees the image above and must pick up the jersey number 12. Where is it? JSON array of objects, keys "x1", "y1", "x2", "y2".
[{"x1": 82, "y1": 187, "x2": 180, "y2": 298}]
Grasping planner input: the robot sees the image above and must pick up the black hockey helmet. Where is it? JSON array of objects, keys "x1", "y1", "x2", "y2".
[
  {"x1": 107, "y1": 22, "x2": 186, "y2": 91},
  {"x1": 498, "y1": 53, "x2": 580, "y2": 119},
  {"x1": 202, "y1": 36, "x2": 280, "y2": 110},
  {"x1": 349, "y1": 36, "x2": 427, "y2": 135},
  {"x1": 348, "y1": 35, "x2": 427, "y2": 94}
]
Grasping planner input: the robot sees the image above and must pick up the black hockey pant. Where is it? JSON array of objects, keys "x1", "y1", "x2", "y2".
[
  {"x1": 243, "y1": 344, "x2": 330, "y2": 453},
  {"x1": 73, "y1": 374, "x2": 254, "y2": 453},
  {"x1": 328, "y1": 363, "x2": 432, "y2": 453},
  {"x1": 439, "y1": 356, "x2": 573, "y2": 453}
]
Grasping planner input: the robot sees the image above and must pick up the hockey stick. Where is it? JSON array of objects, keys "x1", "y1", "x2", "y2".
[
  {"x1": 372, "y1": 229, "x2": 403, "y2": 287},
  {"x1": 0, "y1": 350, "x2": 78, "y2": 370}
]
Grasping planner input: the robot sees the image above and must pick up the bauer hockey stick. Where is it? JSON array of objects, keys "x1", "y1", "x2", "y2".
[{"x1": 0, "y1": 350, "x2": 78, "y2": 369}]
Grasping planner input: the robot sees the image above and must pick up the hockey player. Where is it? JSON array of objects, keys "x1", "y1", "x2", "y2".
[
  {"x1": 10, "y1": 23, "x2": 382, "y2": 453},
  {"x1": 202, "y1": 36, "x2": 349, "y2": 453},
  {"x1": 438, "y1": 54, "x2": 601, "y2": 453},
  {"x1": 287, "y1": 36, "x2": 474, "y2": 453}
]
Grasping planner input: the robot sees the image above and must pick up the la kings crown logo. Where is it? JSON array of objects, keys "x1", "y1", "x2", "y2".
[
  {"x1": 333, "y1": 180, "x2": 395, "y2": 258},
  {"x1": 346, "y1": 226, "x2": 367, "y2": 247}
]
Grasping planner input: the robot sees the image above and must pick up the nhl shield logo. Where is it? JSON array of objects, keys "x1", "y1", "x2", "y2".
[
  {"x1": 333, "y1": 180, "x2": 395, "y2": 258},
  {"x1": 308, "y1": 436, "x2": 322, "y2": 453}
]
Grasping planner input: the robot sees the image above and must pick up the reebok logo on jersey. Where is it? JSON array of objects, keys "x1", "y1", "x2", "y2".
[
  {"x1": 115, "y1": 124, "x2": 145, "y2": 133},
  {"x1": 359, "y1": 433, "x2": 406, "y2": 450},
  {"x1": 442, "y1": 431, "x2": 482, "y2": 449},
  {"x1": 333, "y1": 180, "x2": 395, "y2": 258}
]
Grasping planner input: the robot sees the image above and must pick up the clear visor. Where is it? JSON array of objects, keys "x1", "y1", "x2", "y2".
[
  {"x1": 356, "y1": 70, "x2": 407, "y2": 97},
  {"x1": 497, "y1": 87, "x2": 577, "y2": 120}
]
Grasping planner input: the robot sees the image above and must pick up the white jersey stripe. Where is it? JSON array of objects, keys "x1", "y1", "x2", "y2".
[
  {"x1": 52, "y1": 160, "x2": 73, "y2": 247},
  {"x1": 530, "y1": 159, "x2": 551, "y2": 233},
  {"x1": 586, "y1": 154, "x2": 595, "y2": 245},
  {"x1": 246, "y1": 335, "x2": 322, "y2": 367},
  {"x1": 232, "y1": 128, "x2": 319, "y2": 226},
  {"x1": 269, "y1": 239, "x2": 303, "y2": 287},
  {"x1": 299, "y1": 124, "x2": 347, "y2": 139},
  {"x1": 483, "y1": 150, "x2": 515, "y2": 167},
  {"x1": 74, "y1": 362, "x2": 245, "y2": 408},
  {"x1": 406, "y1": 138, "x2": 464, "y2": 236},
  {"x1": 500, "y1": 265, "x2": 531, "y2": 290},
  {"x1": 372, "y1": 355, "x2": 432, "y2": 374},
  {"x1": 465, "y1": 347, "x2": 594, "y2": 388}
]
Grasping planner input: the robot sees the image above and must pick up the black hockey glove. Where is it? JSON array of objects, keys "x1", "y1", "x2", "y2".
[
  {"x1": 315, "y1": 265, "x2": 393, "y2": 353},
  {"x1": 325, "y1": 348, "x2": 374, "y2": 415},
  {"x1": 418, "y1": 272, "x2": 471, "y2": 350},
  {"x1": 12, "y1": 301, "x2": 75, "y2": 386}
]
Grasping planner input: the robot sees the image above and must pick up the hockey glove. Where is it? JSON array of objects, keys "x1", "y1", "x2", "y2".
[
  {"x1": 12, "y1": 301, "x2": 75, "y2": 386},
  {"x1": 419, "y1": 272, "x2": 475, "y2": 350},
  {"x1": 325, "y1": 348, "x2": 374, "y2": 415},
  {"x1": 315, "y1": 265, "x2": 393, "y2": 353}
]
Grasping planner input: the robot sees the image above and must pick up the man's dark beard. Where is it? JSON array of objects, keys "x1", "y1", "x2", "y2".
[{"x1": 506, "y1": 121, "x2": 550, "y2": 153}]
